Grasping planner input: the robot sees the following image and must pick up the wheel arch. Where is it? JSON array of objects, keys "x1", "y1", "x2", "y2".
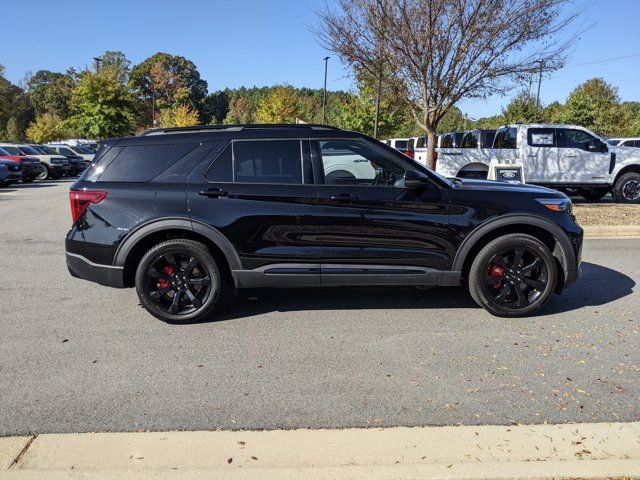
[
  {"x1": 452, "y1": 214, "x2": 577, "y2": 293},
  {"x1": 114, "y1": 218, "x2": 241, "y2": 288},
  {"x1": 613, "y1": 164, "x2": 640, "y2": 184}
]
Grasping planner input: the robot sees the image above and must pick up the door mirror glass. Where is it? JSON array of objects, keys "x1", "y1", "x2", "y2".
[
  {"x1": 403, "y1": 169, "x2": 430, "y2": 188},
  {"x1": 588, "y1": 140, "x2": 607, "y2": 153}
]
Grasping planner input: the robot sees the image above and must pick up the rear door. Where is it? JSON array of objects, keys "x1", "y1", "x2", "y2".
[
  {"x1": 311, "y1": 138, "x2": 451, "y2": 286},
  {"x1": 522, "y1": 128, "x2": 558, "y2": 182},
  {"x1": 187, "y1": 138, "x2": 322, "y2": 287}
]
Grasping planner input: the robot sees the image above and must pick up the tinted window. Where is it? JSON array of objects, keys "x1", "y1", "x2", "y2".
[
  {"x1": 528, "y1": 128, "x2": 556, "y2": 147},
  {"x1": 234, "y1": 140, "x2": 302, "y2": 184},
  {"x1": 319, "y1": 139, "x2": 408, "y2": 187},
  {"x1": 0, "y1": 147, "x2": 9, "y2": 155},
  {"x1": 205, "y1": 144, "x2": 233, "y2": 182},
  {"x1": 96, "y1": 143, "x2": 197, "y2": 182},
  {"x1": 18, "y1": 145, "x2": 39, "y2": 155},
  {"x1": 607, "y1": 139, "x2": 620, "y2": 146},
  {"x1": 1, "y1": 146, "x2": 23, "y2": 155},
  {"x1": 494, "y1": 128, "x2": 518, "y2": 149},
  {"x1": 461, "y1": 133, "x2": 477, "y2": 148},
  {"x1": 394, "y1": 140, "x2": 408, "y2": 150},
  {"x1": 481, "y1": 131, "x2": 495, "y2": 148},
  {"x1": 441, "y1": 134, "x2": 454, "y2": 148},
  {"x1": 416, "y1": 136, "x2": 427, "y2": 149},
  {"x1": 558, "y1": 129, "x2": 597, "y2": 150}
]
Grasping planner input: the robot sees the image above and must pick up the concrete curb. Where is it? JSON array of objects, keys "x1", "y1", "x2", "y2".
[
  {"x1": 583, "y1": 225, "x2": 640, "y2": 238},
  {"x1": 1, "y1": 422, "x2": 639, "y2": 479}
]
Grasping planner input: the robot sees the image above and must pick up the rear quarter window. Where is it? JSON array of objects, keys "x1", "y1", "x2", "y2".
[{"x1": 90, "y1": 143, "x2": 197, "y2": 182}]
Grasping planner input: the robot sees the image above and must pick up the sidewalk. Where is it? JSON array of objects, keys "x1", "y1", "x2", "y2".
[{"x1": 2, "y1": 422, "x2": 639, "y2": 479}]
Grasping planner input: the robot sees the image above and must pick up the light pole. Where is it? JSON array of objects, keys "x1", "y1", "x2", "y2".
[
  {"x1": 535, "y1": 60, "x2": 543, "y2": 111},
  {"x1": 93, "y1": 57, "x2": 102, "y2": 72},
  {"x1": 322, "y1": 57, "x2": 330, "y2": 124}
]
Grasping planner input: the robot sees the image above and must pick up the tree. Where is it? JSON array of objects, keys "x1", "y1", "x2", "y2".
[
  {"x1": 436, "y1": 106, "x2": 466, "y2": 133},
  {"x1": 553, "y1": 78, "x2": 624, "y2": 137},
  {"x1": 96, "y1": 51, "x2": 131, "y2": 84},
  {"x1": 64, "y1": 67, "x2": 136, "y2": 139},
  {"x1": 317, "y1": 0, "x2": 579, "y2": 167},
  {"x1": 254, "y1": 86, "x2": 303, "y2": 123},
  {"x1": 26, "y1": 113, "x2": 72, "y2": 143},
  {"x1": 202, "y1": 90, "x2": 230, "y2": 124},
  {"x1": 157, "y1": 104, "x2": 200, "y2": 128},
  {"x1": 27, "y1": 70, "x2": 74, "y2": 118},
  {"x1": 501, "y1": 91, "x2": 540, "y2": 124},
  {"x1": 224, "y1": 94, "x2": 254, "y2": 124},
  {"x1": 129, "y1": 52, "x2": 207, "y2": 112}
]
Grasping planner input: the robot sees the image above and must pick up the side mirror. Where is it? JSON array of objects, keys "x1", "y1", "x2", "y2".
[
  {"x1": 588, "y1": 140, "x2": 607, "y2": 153},
  {"x1": 404, "y1": 169, "x2": 430, "y2": 188}
]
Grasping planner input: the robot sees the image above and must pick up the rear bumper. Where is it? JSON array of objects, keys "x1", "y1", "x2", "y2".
[{"x1": 66, "y1": 252, "x2": 124, "y2": 288}]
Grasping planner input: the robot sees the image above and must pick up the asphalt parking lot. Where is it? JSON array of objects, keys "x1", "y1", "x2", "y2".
[{"x1": 0, "y1": 180, "x2": 639, "y2": 435}]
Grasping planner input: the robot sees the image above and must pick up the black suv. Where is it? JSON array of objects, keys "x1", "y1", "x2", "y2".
[{"x1": 66, "y1": 124, "x2": 582, "y2": 322}]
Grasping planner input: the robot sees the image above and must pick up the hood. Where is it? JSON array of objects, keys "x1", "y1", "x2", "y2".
[
  {"x1": 452, "y1": 178, "x2": 562, "y2": 195},
  {"x1": 611, "y1": 145, "x2": 640, "y2": 161}
]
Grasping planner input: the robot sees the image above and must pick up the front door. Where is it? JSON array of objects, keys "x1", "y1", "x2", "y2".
[
  {"x1": 187, "y1": 138, "x2": 322, "y2": 287},
  {"x1": 557, "y1": 128, "x2": 610, "y2": 183},
  {"x1": 311, "y1": 138, "x2": 452, "y2": 286}
]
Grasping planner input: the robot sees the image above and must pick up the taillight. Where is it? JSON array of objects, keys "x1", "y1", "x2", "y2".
[
  {"x1": 69, "y1": 189, "x2": 107, "y2": 222},
  {"x1": 406, "y1": 151, "x2": 414, "y2": 159}
]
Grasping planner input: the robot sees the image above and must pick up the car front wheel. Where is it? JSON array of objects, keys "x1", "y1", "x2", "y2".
[
  {"x1": 135, "y1": 239, "x2": 223, "y2": 323},
  {"x1": 36, "y1": 165, "x2": 50, "y2": 181},
  {"x1": 468, "y1": 234, "x2": 557, "y2": 317}
]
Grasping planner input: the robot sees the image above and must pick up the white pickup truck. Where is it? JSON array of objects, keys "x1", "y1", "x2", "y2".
[{"x1": 435, "y1": 123, "x2": 640, "y2": 203}]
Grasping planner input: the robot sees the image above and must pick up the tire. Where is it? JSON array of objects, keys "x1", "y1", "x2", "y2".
[
  {"x1": 611, "y1": 172, "x2": 640, "y2": 204},
  {"x1": 578, "y1": 187, "x2": 608, "y2": 201},
  {"x1": 468, "y1": 234, "x2": 557, "y2": 317},
  {"x1": 36, "y1": 164, "x2": 50, "y2": 181},
  {"x1": 135, "y1": 239, "x2": 223, "y2": 323}
]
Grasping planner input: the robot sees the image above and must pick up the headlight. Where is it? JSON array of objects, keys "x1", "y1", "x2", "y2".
[{"x1": 536, "y1": 198, "x2": 572, "y2": 214}]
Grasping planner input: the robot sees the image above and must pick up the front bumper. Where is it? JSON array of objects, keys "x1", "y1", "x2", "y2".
[
  {"x1": 51, "y1": 165, "x2": 70, "y2": 176},
  {"x1": 66, "y1": 252, "x2": 125, "y2": 288}
]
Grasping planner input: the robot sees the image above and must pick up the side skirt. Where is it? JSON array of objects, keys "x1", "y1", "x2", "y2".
[{"x1": 232, "y1": 264, "x2": 462, "y2": 289}]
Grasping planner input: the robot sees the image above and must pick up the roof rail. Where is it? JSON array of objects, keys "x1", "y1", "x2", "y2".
[{"x1": 142, "y1": 124, "x2": 342, "y2": 136}]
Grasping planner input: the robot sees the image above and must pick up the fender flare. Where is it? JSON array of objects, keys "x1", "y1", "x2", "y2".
[
  {"x1": 451, "y1": 214, "x2": 577, "y2": 274},
  {"x1": 113, "y1": 217, "x2": 242, "y2": 271}
]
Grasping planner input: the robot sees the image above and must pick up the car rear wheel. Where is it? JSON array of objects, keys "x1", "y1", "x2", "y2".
[
  {"x1": 612, "y1": 172, "x2": 640, "y2": 203},
  {"x1": 135, "y1": 239, "x2": 223, "y2": 323},
  {"x1": 36, "y1": 165, "x2": 50, "y2": 181},
  {"x1": 468, "y1": 234, "x2": 557, "y2": 317}
]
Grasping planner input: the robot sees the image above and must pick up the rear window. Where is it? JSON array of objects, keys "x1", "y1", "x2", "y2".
[
  {"x1": 233, "y1": 140, "x2": 302, "y2": 184},
  {"x1": 205, "y1": 144, "x2": 233, "y2": 182},
  {"x1": 394, "y1": 140, "x2": 408, "y2": 150},
  {"x1": 92, "y1": 143, "x2": 197, "y2": 182},
  {"x1": 415, "y1": 137, "x2": 427, "y2": 148}
]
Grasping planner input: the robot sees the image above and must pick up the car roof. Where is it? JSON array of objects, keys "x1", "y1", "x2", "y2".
[{"x1": 111, "y1": 124, "x2": 362, "y2": 146}]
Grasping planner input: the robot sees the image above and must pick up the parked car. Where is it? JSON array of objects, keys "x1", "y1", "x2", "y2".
[
  {"x1": 61, "y1": 138, "x2": 99, "y2": 151},
  {"x1": 607, "y1": 138, "x2": 622, "y2": 146},
  {"x1": 0, "y1": 147, "x2": 43, "y2": 183},
  {"x1": 0, "y1": 159, "x2": 22, "y2": 187},
  {"x1": 412, "y1": 136, "x2": 429, "y2": 166},
  {"x1": 385, "y1": 138, "x2": 412, "y2": 157},
  {"x1": 37, "y1": 145, "x2": 86, "y2": 175},
  {"x1": 612, "y1": 138, "x2": 640, "y2": 148},
  {"x1": 436, "y1": 123, "x2": 640, "y2": 203},
  {"x1": 47, "y1": 144, "x2": 95, "y2": 164},
  {"x1": 66, "y1": 124, "x2": 582, "y2": 322},
  {"x1": 6, "y1": 144, "x2": 70, "y2": 180},
  {"x1": 460, "y1": 130, "x2": 496, "y2": 149}
]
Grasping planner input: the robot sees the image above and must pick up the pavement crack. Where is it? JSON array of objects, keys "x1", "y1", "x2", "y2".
[{"x1": 8, "y1": 434, "x2": 37, "y2": 469}]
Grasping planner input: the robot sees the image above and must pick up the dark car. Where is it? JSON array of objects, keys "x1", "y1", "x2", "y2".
[
  {"x1": 35, "y1": 145, "x2": 86, "y2": 176},
  {"x1": 0, "y1": 147, "x2": 44, "y2": 183},
  {"x1": 65, "y1": 124, "x2": 583, "y2": 323},
  {"x1": 0, "y1": 159, "x2": 22, "y2": 187}
]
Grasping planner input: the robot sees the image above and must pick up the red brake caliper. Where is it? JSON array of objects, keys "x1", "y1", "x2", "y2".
[
  {"x1": 489, "y1": 264, "x2": 504, "y2": 288},
  {"x1": 157, "y1": 266, "x2": 173, "y2": 289}
]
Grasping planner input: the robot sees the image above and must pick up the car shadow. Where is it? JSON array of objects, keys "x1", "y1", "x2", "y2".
[
  {"x1": 543, "y1": 261, "x2": 635, "y2": 315},
  {"x1": 170, "y1": 261, "x2": 633, "y2": 324}
]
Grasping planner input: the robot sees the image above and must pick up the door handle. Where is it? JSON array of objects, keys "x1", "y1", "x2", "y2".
[
  {"x1": 564, "y1": 154, "x2": 577, "y2": 158},
  {"x1": 330, "y1": 193, "x2": 359, "y2": 202},
  {"x1": 199, "y1": 188, "x2": 228, "y2": 198}
]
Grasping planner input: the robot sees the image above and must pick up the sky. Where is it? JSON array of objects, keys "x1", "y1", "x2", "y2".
[{"x1": 1, "y1": 0, "x2": 639, "y2": 119}]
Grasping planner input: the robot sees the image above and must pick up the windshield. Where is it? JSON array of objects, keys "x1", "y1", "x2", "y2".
[
  {"x1": 29, "y1": 146, "x2": 46, "y2": 154},
  {"x1": 1, "y1": 146, "x2": 23, "y2": 155},
  {"x1": 40, "y1": 146, "x2": 59, "y2": 155},
  {"x1": 58, "y1": 147, "x2": 75, "y2": 156},
  {"x1": 0, "y1": 147, "x2": 10, "y2": 156},
  {"x1": 18, "y1": 145, "x2": 40, "y2": 155}
]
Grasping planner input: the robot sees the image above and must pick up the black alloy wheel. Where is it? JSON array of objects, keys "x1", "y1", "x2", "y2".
[
  {"x1": 469, "y1": 234, "x2": 557, "y2": 317},
  {"x1": 135, "y1": 239, "x2": 222, "y2": 322}
]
